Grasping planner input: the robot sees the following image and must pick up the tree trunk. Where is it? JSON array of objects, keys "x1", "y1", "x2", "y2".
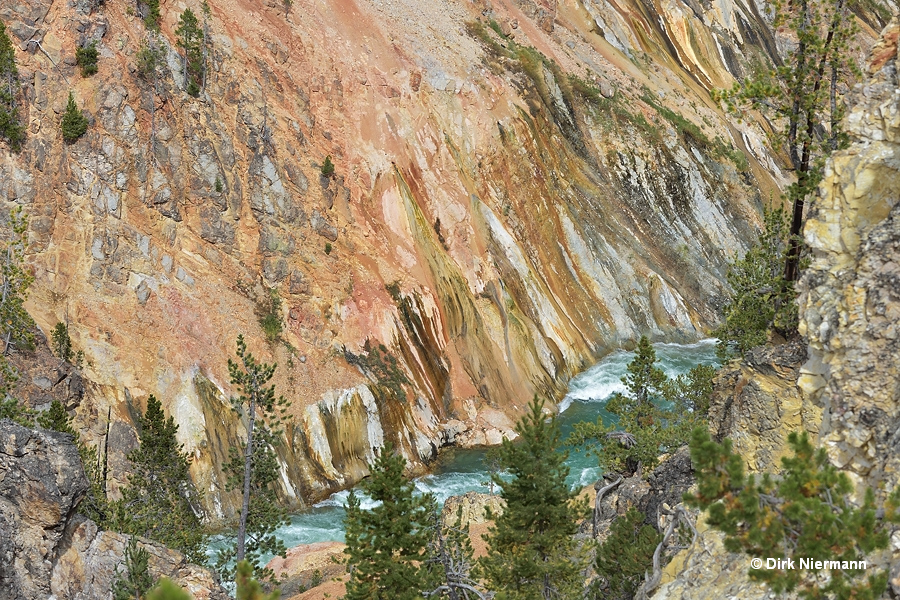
[{"x1": 236, "y1": 383, "x2": 258, "y2": 562}]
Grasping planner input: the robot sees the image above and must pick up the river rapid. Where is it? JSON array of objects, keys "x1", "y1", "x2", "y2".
[{"x1": 207, "y1": 339, "x2": 719, "y2": 561}]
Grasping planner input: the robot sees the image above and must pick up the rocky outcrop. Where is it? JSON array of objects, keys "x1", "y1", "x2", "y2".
[
  {"x1": 267, "y1": 541, "x2": 347, "y2": 598},
  {"x1": 0, "y1": 420, "x2": 88, "y2": 600},
  {"x1": 708, "y1": 340, "x2": 820, "y2": 473},
  {"x1": 0, "y1": 420, "x2": 226, "y2": 599},
  {"x1": 798, "y1": 18, "x2": 900, "y2": 491},
  {"x1": 442, "y1": 491, "x2": 505, "y2": 528},
  {"x1": 651, "y1": 17, "x2": 900, "y2": 600}
]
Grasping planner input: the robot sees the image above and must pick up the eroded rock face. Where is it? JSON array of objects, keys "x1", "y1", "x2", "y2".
[
  {"x1": 797, "y1": 18, "x2": 900, "y2": 488},
  {"x1": 0, "y1": 420, "x2": 226, "y2": 599},
  {"x1": 1, "y1": 0, "x2": 830, "y2": 514},
  {"x1": 0, "y1": 420, "x2": 88, "y2": 600},
  {"x1": 708, "y1": 340, "x2": 820, "y2": 473}
]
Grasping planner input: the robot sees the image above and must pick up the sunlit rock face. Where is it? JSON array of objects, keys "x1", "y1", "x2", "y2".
[
  {"x1": 798, "y1": 18, "x2": 900, "y2": 489},
  {"x1": 2, "y1": 0, "x2": 825, "y2": 514}
]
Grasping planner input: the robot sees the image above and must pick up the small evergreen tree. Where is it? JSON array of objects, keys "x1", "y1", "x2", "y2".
[
  {"x1": 175, "y1": 9, "x2": 204, "y2": 96},
  {"x1": 321, "y1": 155, "x2": 335, "y2": 177},
  {"x1": 477, "y1": 397, "x2": 589, "y2": 600},
  {"x1": 714, "y1": 207, "x2": 796, "y2": 358},
  {"x1": 215, "y1": 335, "x2": 290, "y2": 583},
  {"x1": 52, "y1": 322, "x2": 73, "y2": 362},
  {"x1": 142, "y1": 0, "x2": 162, "y2": 32},
  {"x1": 0, "y1": 207, "x2": 35, "y2": 424},
  {"x1": 712, "y1": 0, "x2": 860, "y2": 281},
  {"x1": 594, "y1": 507, "x2": 661, "y2": 600},
  {"x1": 0, "y1": 20, "x2": 24, "y2": 151},
  {"x1": 343, "y1": 442, "x2": 436, "y2": 600},
  {"x1": 76, "y1": 41, "x2": 99, "y2": 77},
  {"x1": 112, "y1": 536, "x2": 155, "y2": 600},
  {"x1": 61, "y1": 92, "x2": 88, "y2": 143},
  {"x1": 686, "y1": 428, "x2": 900, "y2": 599},
  {"x1": 113, "y1": 395, "x2": 206, "y2": 564},
  {"x1": 38, "y1": 399, "x2": 110, "y2": 524},
  {"x1": 570, "y1": 336, "x2": 705, "y2": 476}
]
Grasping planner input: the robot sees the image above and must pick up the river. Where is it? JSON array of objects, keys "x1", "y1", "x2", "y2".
[{"x1": 207, "y1": 339, "x2": 719, "y2": 562}]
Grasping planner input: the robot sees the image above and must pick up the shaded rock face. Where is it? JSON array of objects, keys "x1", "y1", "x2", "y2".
[
  {"x1": 798, "y1": 18, "x2": 900, "y2": 489},
  {"x1": 0, "y1": 420, "x2": 227, "y2": 599},
  {"x1": 0, "y1": 420, "x2": 88, "y2": 600},
  {"x1": 708, "y1": 340, "x2": 820, "y2": 473},
  {"x1": 1, "y1": 0, "x2": 836, "y2": 514}
]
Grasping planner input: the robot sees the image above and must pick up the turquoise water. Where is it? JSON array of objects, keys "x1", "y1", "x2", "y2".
[{"x1": 207, "y1": 339, "x2": 718, "y2": 561}]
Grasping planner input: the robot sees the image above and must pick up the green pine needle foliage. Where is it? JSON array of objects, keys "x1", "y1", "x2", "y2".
[
  {"x1": 0, "y1": 21, "x2": 24, "y2": 151},
  {"x1": 570, "y1": 336, "x2": 710, "y2": 475},
  {"x1": 76, "y1": 42, "x2": 99, "y2": 77},
  {"x1": 0, "y1": 207, "x2": 35, "y2": 424},
  {"x1": 112, "y1": 536, "x2": 156, "y2": 600},
  {"x1": 477, "y1": 397, "x2": 590, "y2": 600},
  {"x1": 38, "y1": 399, "x2": 110, "y2": 524},
  {"x1": 146, "y1": 579, "x2": 193, "y2": 600},
  {"x1": 142, "y1": 0, "x2": 162, "y2": 32},
  {"x1": 61, "y1": 92, "x2": 88, "y2": 143},
  {"x1": 594, "y1": 507, "x2": 661, "y2": 600},
  {"x1": 175, "y1": 9, "x2": 204, "y2": 96},
  {"x1": 216, "y1": 335, "x2": 290, "y2": 583},
  {"x1": 686, "y1": 428, "x2": 900, "y2": 599},
  {"x1": 112, "y1": 395, "x2": 207, "y2": 563},
  {"x1": 236, "y1": 560, "x2": 280, "y2": 600},
  {"x1": 52, "y1": 322, "x2": 73, "y2": 362},
  {"x1": 713, "y1": 207, "x2": 797, "y2": 359},
  {"x1": 321, "y1": 155, "x2": 335, "y2": 177},
  {"x1": 343, "y1": 442, "x2": 436, "y2": 600}
]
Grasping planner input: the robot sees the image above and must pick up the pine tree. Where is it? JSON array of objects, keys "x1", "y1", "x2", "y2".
[
  {"x1": 61, "y1": 92, "x2": 88, "y2": 143},
  {"x1": 713, "y1": 207, "x2": 796, "y2": 358},
  {"x1": 593, "y1": 507, "x2": 661, "y2": 600},
  {"x1": 686, "y1": 428, "x2": 900, "y2": 599},
  {"x1": 0, "y1": 21, "x2": 24, "y2": 151},
  {"x1": 38, "y1": 399, "x2": 110, "y2": 524},
  {"x1": 142, "y1": 0, "x2": 162, "y2": 32},
  {"x1": 113, "y1": 395, "x2": 206, "y2": 564},
  {"x1": 343, "y1": 443, "x2": 436, "y2": 600},
  {"x1": 0, "y1": 207, "x2": 34, "y2": 424},
  {"x1": 52, "y1": 322, "x2": 73, "y2": 362},
  {"x1": 175, "y1": 9, "x2": 204, "y2": 96},
  {"x1": 215, "y1": 335, "x2": 290, "y2": 583},
  {"x1": 236, "y1": 560, "x2": 280, "y2": 600},
  {"x1": 477, "y1": 397, "x2": 589, "y2": 600},
  {"x1": 712, "y1": 0, "x2": 860, "y2": 281},
  {"x1": 570, "y1": 336, "x2": 705, "y2": 476},
  {"x1": 111, "y1": 536, "x2": 156, "y2": 600},
  {"x1": 76, "y1": 41, "x2": 99, "y2": 77}
]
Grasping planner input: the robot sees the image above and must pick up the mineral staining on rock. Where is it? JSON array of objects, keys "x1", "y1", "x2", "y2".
[{"x1": 5, "y1": 0, "x2": 785, "y2": 516}]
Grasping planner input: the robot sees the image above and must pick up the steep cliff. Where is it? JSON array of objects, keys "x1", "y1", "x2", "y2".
[
  {"x1": 1, "y1": 0, "x2": 796, "y2": 515},
  {"x1": 652, "y1": 18, "x2": 900, "y2": 600}
]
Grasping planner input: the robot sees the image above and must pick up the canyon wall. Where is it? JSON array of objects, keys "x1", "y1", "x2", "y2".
[{"x1": 0, "y1": 0, "x2": 808, "y2": 515}]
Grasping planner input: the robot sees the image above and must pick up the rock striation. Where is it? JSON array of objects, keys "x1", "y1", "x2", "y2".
[{"x1": 0, "y1": 0, "x2": 881, "y2": 514}]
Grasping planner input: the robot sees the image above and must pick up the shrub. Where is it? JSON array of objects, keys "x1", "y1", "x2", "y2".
[
  {"x1": 324, "y1": 242, "x2": 332, "y2": 255},
  {"x1": 595, "y1": 507, "x2": 661, "y2": 599},
  {"x1": 76, "y1": 42, "x2": 98, "y2": 77},
  {"x1": 61, "y1": 92, "x2": 88, "y2": 144},
  {"x1": 258, "y1": 288, "x2": 283, "y2": 343},
  {"x1": 714, "y1": 206, "x2": 796, "y2": 359},
  {"x1": 321, "y1": 155, "x2": 335, "y2": 177}
]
